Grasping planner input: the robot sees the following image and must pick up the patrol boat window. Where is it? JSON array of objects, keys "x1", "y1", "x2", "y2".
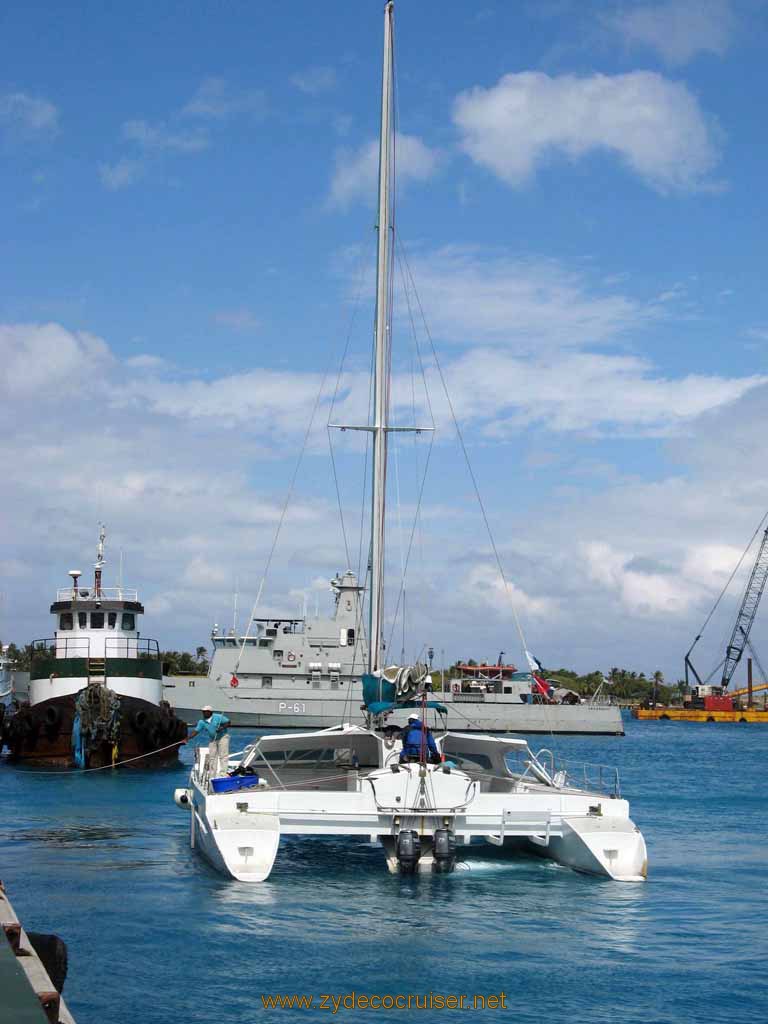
[
  {"x1": 121, "y1": 613, "x2": 135, "y2": 630},
  {"x1": 91, "y1": 612, "x2": 104, "y2": 629},
  {"x1": 78, "y1": 612, "x2": 87, "y2": 629},
  {"x1": 108, "y1": 612, "x2": 117, "y2": 628},
  {"x1": 59, "y1": 612, "x2": 73, "y2": 630}
]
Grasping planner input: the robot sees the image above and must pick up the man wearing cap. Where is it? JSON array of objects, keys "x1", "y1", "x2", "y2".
[
  {"x1": 399, "y1": 714, "x2": 440, "y2": 764},
  {"x1": 185, "y1": 706, "x2": 231, "y2": 778}
]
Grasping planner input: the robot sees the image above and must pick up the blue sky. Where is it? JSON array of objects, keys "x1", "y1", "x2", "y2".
[{"x1": 3, "y1": 0, "x2": 768, "y2": 683}]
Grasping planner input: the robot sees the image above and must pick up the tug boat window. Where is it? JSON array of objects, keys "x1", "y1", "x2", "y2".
[
  {"x1": 78, "y1": 612, "x2": 87, "y2": 629},
  {"x1": 59, "y1": 612, "x2": 73, "y2": 630},
  {"x1": 121, "y1": 613, "x2": 136, "y2": 630},
  {"x1": 108, "y1": 612, "x2": 117, "y2": 628},
  {"x1": 91, "y1": 612, "x2": 105, "y2": 629}
]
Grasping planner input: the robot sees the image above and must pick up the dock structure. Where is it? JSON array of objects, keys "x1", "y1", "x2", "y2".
[{"x1": 0, "y1": 881, "x2": 76, "y2": 1024}]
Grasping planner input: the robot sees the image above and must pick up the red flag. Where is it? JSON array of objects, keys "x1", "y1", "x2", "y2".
[{"x1": 532, "y1": 672, "x2": 549, "y2": 697}]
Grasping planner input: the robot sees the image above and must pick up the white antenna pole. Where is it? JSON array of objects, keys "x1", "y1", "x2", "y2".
[{"x1": 94, "y1": 523, "x2": 106, "y2": 595}]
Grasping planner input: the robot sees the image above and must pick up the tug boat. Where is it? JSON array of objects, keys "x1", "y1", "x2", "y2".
[
  {"x1": 175, "y1": 1, "x2": 647, "y2": 883},
  {"x1": 3, "y1": 527, "x2": 187, "y2": 767}
]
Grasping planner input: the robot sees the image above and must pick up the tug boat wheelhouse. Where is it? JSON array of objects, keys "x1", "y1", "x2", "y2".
[{"x1": 4, "y1": 527, "x2": 187, "y2": 767}]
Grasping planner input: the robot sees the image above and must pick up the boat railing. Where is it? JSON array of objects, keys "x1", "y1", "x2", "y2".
[
  {"x1": 508, "y1": 747, "x2": 621, "y2": 797},
  {"x1": 577, "y1": 762, "x2": 621, "y2": 797},
  {"x1": 104, "y1": 637, "x2": 160, "y2": 660},
  {"x1": 32, "y1": 637, "x2": 90, "y2": 659},
  {"x1": 55, "y1": 587, "x2": 139, "y2": 602}
]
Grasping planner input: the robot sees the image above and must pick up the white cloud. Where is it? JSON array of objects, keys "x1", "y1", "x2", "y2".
[
  {"x1": 453, "y1": 70, "x2": 719, "y2": 193},
  {"x1": 463, "y1": 564, "x2": 557, "y2": 619},
  {"x1": 214, "y1": 309, "x2": 260, "y2": 333},
  {"x1": 330, "y1": 132, "x2": 440, "y2": 206},
  {"x1": 395, "y1": 247, "x2": 646, "y2": 350},
  {"x1": 0, "y1": 91, "x2": 58, "y2": 137},
  {"x1": 182, "y1": 77, "x2": 267, "y2": 120},
  {"x1": 125, "y1": 354, "x2": 170, "y2": 370},
  {"x1": 0, "y1": 323, "x2": 111, "y2": 397},
  {"x1": 99, "y1": 157, "x2": 145, "y2": 190},
  {"x1": 438, "y1": 349, "x2": 766, "y2": 437},
  {"x1": 290, "y1": 66, "x2": 337, "y2": 95},
  {"x1": 122, "y1": 119, "x2": 209, "y2": 153},
  {"x1": 609, "y1": 0, "x2": 735, "y2": 65},
  {"x1": 582, "y1": 541, "x2": 701, "y2": 616},
  {"x1": 1, "y1": 317, "x2": 767, "y2": 680}
]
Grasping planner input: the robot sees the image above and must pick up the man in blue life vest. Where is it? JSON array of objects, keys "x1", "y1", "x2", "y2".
[
  {"x1": 399, "y1": 714, "x2": 440, "y2": 764},
  {"x1": 184, "y1": 705, "x2": 231, "y2": 777}
]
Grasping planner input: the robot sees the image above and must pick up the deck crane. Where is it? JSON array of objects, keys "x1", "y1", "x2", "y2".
[{"x1": 685, "y1": 525, "x2": 768, "y2": 693}]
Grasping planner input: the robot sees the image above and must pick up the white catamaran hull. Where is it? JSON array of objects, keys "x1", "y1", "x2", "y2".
[{"x1": 176, "y1": 728, "x2": 647, "y2": 884}]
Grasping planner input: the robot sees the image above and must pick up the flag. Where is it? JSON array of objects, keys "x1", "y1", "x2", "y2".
[
  {"x1": 525, "y1": 650, "x2": 550, "y2": 697},
  {"x1": 524, "y1": 649, "x2": 544, "y2": 674}
]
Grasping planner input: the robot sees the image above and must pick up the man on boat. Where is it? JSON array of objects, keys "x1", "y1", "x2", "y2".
[
  {"x1": 184, "y1": 706, "x2": 231, "y2": 777},
  {"x1": 399, "y1": 714, "x2": 440, "y2": 764}
]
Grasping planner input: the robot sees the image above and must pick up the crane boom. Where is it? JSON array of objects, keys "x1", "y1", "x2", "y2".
[{"x1": 720, "y1": 527, "x2": 768, "y2": 689}]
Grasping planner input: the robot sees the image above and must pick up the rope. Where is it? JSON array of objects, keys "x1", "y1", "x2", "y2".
[{"x1": 12, "y1": 739, "x2": 186, "y2": 775}]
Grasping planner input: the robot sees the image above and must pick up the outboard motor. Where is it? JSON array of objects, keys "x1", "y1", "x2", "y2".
[
  {"x1": 432, "y1": 829, "x2": 456, "y2": 874},
  {"x1": 396, "y1": 829, "x2": 421, "y2": 874}
]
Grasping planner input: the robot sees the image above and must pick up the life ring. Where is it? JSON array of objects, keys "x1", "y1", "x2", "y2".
[
  {"x1": 230, "y1": 676, "x2": 239, "y2": 688},
  {"x1": 286, "y1": 652, "x2": 297, "y2": 663}
]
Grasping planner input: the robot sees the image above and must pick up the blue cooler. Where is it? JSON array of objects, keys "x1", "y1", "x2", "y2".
[{"x1": 211, "y1": 774, "x2": 261, "y2": 793}]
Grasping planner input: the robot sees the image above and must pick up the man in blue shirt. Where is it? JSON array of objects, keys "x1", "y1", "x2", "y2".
[
  {"x1": 399, "y1": 714, "x2": 440, "y2": 763},
  {"x1": 185, "y1": 705, "x2": 231, "y2": 778}
]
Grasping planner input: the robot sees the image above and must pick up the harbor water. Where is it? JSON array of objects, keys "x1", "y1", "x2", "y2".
[{"x1": 1, "y1": 717, "x2": 765, "y2": 1024}]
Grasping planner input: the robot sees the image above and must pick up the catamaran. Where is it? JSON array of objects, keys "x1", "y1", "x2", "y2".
[{"x1": 174, "y1": 1, "x2": 647, "y2": 883}]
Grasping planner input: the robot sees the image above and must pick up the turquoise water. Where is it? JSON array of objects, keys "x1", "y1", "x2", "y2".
[{"x1": 1, "y1": 718, "x2": 766, "y2": 1024}]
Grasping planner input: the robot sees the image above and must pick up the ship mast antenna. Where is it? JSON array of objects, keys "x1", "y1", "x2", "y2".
[{"x1": 94, "y1": 523, "x2": 106, "y2": 597}]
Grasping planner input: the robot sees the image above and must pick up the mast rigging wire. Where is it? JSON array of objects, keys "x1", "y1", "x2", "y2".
[{"x1": 396, "y1": 241, "x2": 531, "y2": 661}]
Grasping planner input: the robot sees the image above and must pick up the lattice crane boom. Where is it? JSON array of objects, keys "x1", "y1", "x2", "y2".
[{"x1": 720, "y1": 527, "x2": 768, "y2": 689}]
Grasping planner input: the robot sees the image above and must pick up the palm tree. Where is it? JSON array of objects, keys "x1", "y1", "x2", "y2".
[{"x1": 652, "y1": 670, "x2": 664, "y2": 706}]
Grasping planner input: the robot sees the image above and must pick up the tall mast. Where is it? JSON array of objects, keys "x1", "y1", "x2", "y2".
[{"x1": 368, "y1": 0, "x2": 395, "y2": 674}]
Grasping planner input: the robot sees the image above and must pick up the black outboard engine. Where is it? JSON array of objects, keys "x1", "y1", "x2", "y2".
[
  {"x1": 396, "y1": 829, "x2": 421, "y2": 874},
  {"x1": 432, "y1": 828, "x2": 456, "y2": 874}
]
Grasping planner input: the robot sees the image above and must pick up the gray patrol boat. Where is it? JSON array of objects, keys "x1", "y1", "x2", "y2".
[{"x1": 162, "y1": 570, "x2": 623, "y2": 735}]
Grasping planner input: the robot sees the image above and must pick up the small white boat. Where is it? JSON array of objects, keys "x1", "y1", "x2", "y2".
[
  {"x1": 175, "y1": 1, "x2": 647, "y2": 884},
  {"x1": 176, "y1": 721, "x2": 646, "y2": 882}
]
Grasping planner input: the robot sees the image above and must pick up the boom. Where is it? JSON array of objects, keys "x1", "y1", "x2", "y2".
[{"x1": 720, "y1": 527, "x2": 768, "y2": 689}]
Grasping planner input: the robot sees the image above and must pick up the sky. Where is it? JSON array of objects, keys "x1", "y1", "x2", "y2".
[{"x1": 3, "y1": 0, "x2": 768, "y2": 684}]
